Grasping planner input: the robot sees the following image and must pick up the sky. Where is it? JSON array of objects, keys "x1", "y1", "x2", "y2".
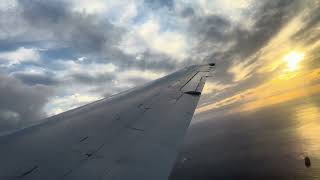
[{"x1": 0, "y1": 0, "x2": 319, "y2": 133}]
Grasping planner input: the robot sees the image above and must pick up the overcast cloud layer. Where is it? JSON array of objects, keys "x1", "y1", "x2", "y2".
[{"x1": 0, "y1": 0, "x2": 319, "y2": 133}]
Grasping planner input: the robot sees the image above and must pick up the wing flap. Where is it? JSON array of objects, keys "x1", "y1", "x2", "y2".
[{"x1": 181, "y1": 71, "x2": 208, "y2": 94}]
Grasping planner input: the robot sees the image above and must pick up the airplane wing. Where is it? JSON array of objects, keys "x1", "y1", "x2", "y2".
[{"x1": 0, "y1": 64, "x2": 214, "y2": 180}]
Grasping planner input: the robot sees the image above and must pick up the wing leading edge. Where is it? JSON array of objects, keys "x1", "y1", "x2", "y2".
[{"x1": 0, "y1": 64, "x2": 214, "y2": 180}]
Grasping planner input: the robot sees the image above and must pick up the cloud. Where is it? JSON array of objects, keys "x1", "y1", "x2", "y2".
[
  {"x1": 0, "y1": 0, "x2": 318, "y2": 133},
  {"x1": 118, "y1": 69, "x2": 165, "y2": 81},
  {"x1": 46, "y1": 93, "x2": 102, "y2": 116},
  {"x1": 0, "y1": 0, "x2": 180, "y2": 74},
  {"x1": 120, "y1": 18, "x2": 189, "y2": 60},
  {"x1": 56, "y1": 60, "x2": 118, "y2": 75},
  {"x1": 70, "y1": 0, "x2": 140, "y2": 21},
  {"x1": 144, "y1": 0, "x2": 174, "y2": 10},
  {"x1": 0, "y1": 73, "x2": 53, "y2": 133},
  {"x1": 202, "y1": 81, "x2": 233, "y2": 95},
  {"x1": 1, "y1": 0, "x2": 124, "y2": 55},
  {"x1": 6, "y1": 65, "x2": 59, "y2": 86},
  {"x1": 53, "y1": 60, "x2": 117, "y2": 85},
  {"x1": 176, "y1": 0, "x2": 302, "y2": 89},
  {"x1": 0, "y1": 47, "x2": 40, "y2": 65},
  {"x1": 70, "y1": 73, "x2": 115, "y2": 85},
  {"x1": 195, "y1": 0, "x2": 320, "y2": 116},
  {"x1": 13, "y1": 72, "x2": 59, "y2": 86},
  {"x1": 228, "y1": 57, "x2": 261, "y2": 82},
  {"x1": 70, "y1": 0, "x2": 109, "y2": 14},
  {"x1": 0, "y1": 0, "x2": 17, "y2": 10},
  {"x1": 0, "y1": 0, "x2": 180, "y2": 72}
]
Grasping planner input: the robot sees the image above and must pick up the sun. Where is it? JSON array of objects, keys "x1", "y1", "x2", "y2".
[{"x1": 283, "y1": 51, "x2": 304, "y2": 71}]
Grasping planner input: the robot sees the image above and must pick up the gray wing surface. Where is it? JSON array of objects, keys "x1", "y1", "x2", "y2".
[{"x1": 0, "y1": 64, "x2": 214, "y2": 180}]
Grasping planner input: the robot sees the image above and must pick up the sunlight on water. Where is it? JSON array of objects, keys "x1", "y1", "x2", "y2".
[{"x1": 295, "y1": 103, "x2": 320, "y2": 155}]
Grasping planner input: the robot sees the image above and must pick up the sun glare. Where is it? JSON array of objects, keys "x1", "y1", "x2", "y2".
[{"x1": 283, "y1": 51, "x2": 304, "y2": 71}]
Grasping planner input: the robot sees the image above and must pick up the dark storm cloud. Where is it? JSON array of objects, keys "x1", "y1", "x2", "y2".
[
  {"x1": 191, "y1": 15, "x2": 232, "y2": 42},
  {"x1": 71, "y1": 72, "x2": 115, "y2": 85},
  {"x1": 291, "y1": 1, "x2": 320, "y2": 45},
  {"x1": 144, "y1": 0, "x2": 174, "y2": 9},
  {"x1": 17, "y1": 0, "x2": 124, "y2": 53},
  {"x1": 231, "y1": 0, "x2": 299, "y2": 57},
  {"x1": 123, "y1": 52, "x2": 178, "y2": 71},
  {"x1": 0, "y1": 0, "x2": 183, "y2": 74},
  {"x1": 10, "y1": 0, "x2": 179, "y2": 72},
  {"x1": 126, "y1": 76, "x2": 150, "y2": 86},
  {"x1": 180, "y1": 7, "x2": 195, "y2": 18},
  {"x1": 186, "y1": 0, "x2": 300, "y2": 84},
  {"x1": 95, "y1": 48, "x2": 178, "y2": 72},
  {"x1": 0, "y1": 74, "x2": 53, "y2": 133},
  {"x1": 92, "y1": 85, "x2": 130, "y2": 98},
  {"x1": 19, "y1": 0, "x2": 69, "y2": 25},
  {"x1": 13, "y1": 72, "x2": 60, "y2": 86},
  {"x1": 0, "y1": 40, "x2": 35, "y2": 53}
]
